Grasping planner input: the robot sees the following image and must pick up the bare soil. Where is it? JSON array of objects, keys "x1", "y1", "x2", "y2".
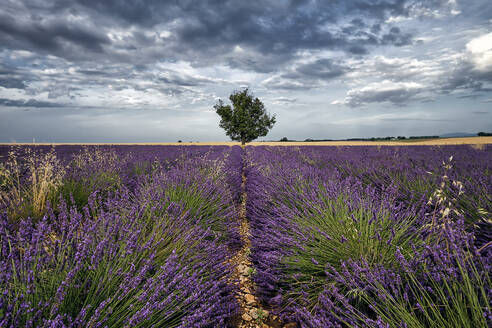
[{"x1": 227, "y1": 172, "x2": 284, "y2": 328}]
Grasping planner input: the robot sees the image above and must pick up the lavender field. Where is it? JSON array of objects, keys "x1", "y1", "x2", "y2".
[{"x1": 0, "y1": 145, "x2": 491, "y2": 327}]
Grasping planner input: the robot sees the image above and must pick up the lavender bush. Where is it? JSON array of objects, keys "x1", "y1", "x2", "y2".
[
  {"x1": 0, "y1": 145, "x2": 241, "y2": 327},
  {"x1": 246, "y1": 145, "x2": 491, "y2": 327},
  {"x1": 1, "y1": 144, "x2": 490, "y2": 327}
]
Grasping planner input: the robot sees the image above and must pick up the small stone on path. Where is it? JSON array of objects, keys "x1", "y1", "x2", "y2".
[
  {"x1": 250, "y1": 309, "x2": 258, "y2": 319},
  {"x1": 242, "y1": 313, "x2": 253, "y2": 321},
  {"x1": 245, "y1": 293, "x2": 256, "y2": 305},
  {"x1": 238, "y1": 264, "x2": 247, "y2": 274}
]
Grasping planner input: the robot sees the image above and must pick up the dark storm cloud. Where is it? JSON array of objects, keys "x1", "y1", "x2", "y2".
[
  {"x1": 0, "y1": 0, "x2": 461, "y2": 107},
  {"x1": 72, "y1": 0, "x2": 410, "y2": 27},
  {"x1": 74, "y1": 0, "x2": 162, "y2": 26},
  {"x1": 0, "y1": 0, "x2": 429, "y2": 69},
  {"x1": 166, "y1": 0, "x2": 420, "y2": 67},
  {"x1": 0, "y1": 13, "x2": 109, "y2": 60}
]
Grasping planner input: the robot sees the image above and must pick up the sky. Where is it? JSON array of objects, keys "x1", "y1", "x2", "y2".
[{"x1": 0, "y1": 0, "x2": 491, "y2": 142}]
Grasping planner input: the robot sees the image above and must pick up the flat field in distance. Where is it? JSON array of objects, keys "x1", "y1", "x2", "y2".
[{"x1": 2, "y1": 136, "x2": 490, "y2": 146}]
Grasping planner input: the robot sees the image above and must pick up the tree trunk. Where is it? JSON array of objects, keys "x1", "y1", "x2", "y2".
[{"x1": 241, "y1": 140, "x2": 246, "y2": 146}]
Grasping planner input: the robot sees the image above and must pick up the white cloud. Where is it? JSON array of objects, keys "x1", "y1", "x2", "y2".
[{"x1": 466, "y1": 32, "x2": 492, "y2": 72}]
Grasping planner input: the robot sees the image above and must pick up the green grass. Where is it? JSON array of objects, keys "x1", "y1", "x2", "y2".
[
  {"x1": 277, "y1": 190, "x2": 421, "y2": 311},
  {"x1": 354, "y1": 250, "x2": 490, "y2": 328}
]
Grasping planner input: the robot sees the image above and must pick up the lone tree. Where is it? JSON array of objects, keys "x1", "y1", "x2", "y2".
[{"x1": 214, "y1": 88, "x2": 275, "y2": 145}]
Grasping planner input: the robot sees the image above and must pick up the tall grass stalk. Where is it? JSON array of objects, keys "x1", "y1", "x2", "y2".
[{"x1": 0, "y1": 148, "x2": 64, "y2": 222}]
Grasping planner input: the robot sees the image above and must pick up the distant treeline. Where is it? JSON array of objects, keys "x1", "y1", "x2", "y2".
[
  {"x1": 344, "y1": 136, "x2": 440, "y2": 141},
  {"x1": 275, "y1": 132, "x2": 490, "y2": 143},
  {"x1": 278, "y1": 136, "x2": 440, "y2": 142}
]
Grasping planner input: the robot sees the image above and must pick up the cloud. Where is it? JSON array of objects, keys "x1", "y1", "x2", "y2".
[
  {"x1": 0, "y1": 0, "x2": 466, "y2": 100},
  {"x1": 342, "y1": 80, "x2": 429, "y2": 107},
  {"x1": 466, "y1": 32, "x2": 492, "y2": 72},
  {"x1": 292, "y1": 59, "x2": 348, "y2": 79},
  {"x1": 0, "y1": 0, "x2": 436, "y2": 72},
  {"x1": 0, "y1": 65, "x2": 28, "y2": 89},
  {"x1": 439, "y1": 33, "x2": 492, "y2": 94},
  {"x1": 0, "y1": 98, "x2": 66, "y2": 108},
  {"x1": 335, "y1": 31, "x2": 492, "y2": 107},
  {"x1": 0, "y1": 13, "x2": 110, "y2": 60},
  {"x1": 158, "y1": 72, "x2": 215, "y2": 87},
  {"x1": 262, "y1": 58, "x2": 349, "y2": 90},
  {"x1": 261, "y1": 75, "x2": 314, "y2": 90},
  {"x1": 380, "y1": 26, "x2": 413, "y2": 46},
  {"x1": 0, "y1": 0, "x2": 491, "y2": 141}
]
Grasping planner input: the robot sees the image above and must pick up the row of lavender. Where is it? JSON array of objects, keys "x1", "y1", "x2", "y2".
[
  {"x1": 246, "y1": 145, "x2": 491, "y2": 327},
  {"x1": 0, "y1": 145, "x2": 243, "y2": 327}
]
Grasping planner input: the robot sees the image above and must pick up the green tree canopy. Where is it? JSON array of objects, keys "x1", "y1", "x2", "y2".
[{"x1": 214, "y1": 88, "x2": 276, "y2": 145}]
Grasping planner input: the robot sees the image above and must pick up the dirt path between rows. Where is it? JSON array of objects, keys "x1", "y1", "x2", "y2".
[{"x1": 228, "y1": 168, "x2": 285, "y2": 328}]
